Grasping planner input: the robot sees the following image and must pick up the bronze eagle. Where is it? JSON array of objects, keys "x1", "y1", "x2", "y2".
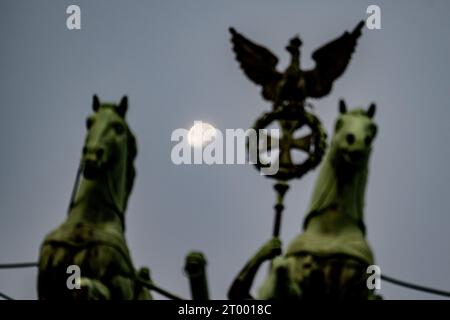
[{"x1": 229, "y1": 21, "x2": 364, "y2": 104}]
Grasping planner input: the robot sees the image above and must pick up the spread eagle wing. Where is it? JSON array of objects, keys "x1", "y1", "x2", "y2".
[
  {"x1": 229, "y1": 27, "x2": 282, "y2": 101},
  {"x1": 304, "y1": 21, "x2": 364, "y2": 98}
]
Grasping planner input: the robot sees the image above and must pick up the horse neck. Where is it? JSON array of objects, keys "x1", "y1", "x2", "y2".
[
  {"x1": 67, "y1": 165, "x2": 127, "y2": 231},
  {"x1": 305, "y1": 147, "x2": 369, "y2": 232}
]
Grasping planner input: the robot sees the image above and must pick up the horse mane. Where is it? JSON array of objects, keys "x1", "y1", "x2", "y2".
[
  {"x1": 97, "y1": 104, "x2": 138, "y2": 211},
  {"x1": 124, "y1": 126, "x2": 137, "y2": 204}
]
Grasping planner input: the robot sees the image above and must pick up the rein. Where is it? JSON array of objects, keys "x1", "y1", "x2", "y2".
[
  {"x1": 67, "y1": 160, "x2": 124, "y2": 228},
  {"x1": 68, "y1": 161, "x2": 84, "y2": 213}
]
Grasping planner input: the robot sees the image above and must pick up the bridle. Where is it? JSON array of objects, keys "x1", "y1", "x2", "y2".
[{"x1": 67, "y1": 155, "x2": 126, "y2": 229}]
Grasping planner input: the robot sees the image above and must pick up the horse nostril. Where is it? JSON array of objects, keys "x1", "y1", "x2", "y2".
[
  {"x1": 346, "y1": 133, "x2": 355, "y2": 145},
  {"x1": 365, "y1": 136, "x2": 372, "y2": 146},
  {"x1": 82, "y1": 147, "x2": 88, "y2": 155},
  {"x1": 96, "y1": 148, "x2": 104, "y2": 159}
]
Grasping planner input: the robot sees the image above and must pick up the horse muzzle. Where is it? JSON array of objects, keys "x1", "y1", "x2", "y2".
[
  {"x1": 82, "y1": 146, "x2": 107, "y2": 179},
  {"x1": 340, "y1": 149, "x2": 367, "y2": 165}
]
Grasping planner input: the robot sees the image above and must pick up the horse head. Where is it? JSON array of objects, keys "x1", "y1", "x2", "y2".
[
  {"x1": 330, "y1": 100, "x2": 377, "y2": 168},
  {"x1": 80, "y1": 95, "x2": 137, "y2": 215}
]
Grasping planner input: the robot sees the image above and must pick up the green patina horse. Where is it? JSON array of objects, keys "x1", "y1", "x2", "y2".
[
  {"x1": 229, "y1": 100, "x2": 380, "y2": 300},
  {"x1": 38, "y1": 96, "x2": 151, "y2": 300}
]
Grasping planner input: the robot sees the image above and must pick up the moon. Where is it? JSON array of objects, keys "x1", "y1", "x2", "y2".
[{"x1": 187, "y1": 122, "x2": 217, "y2": 148}]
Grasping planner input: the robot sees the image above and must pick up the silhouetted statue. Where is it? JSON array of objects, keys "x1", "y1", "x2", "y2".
[
  {"x1": 184, "y1": 252, "x2": 210, "y2": 300},
  {"x1": 229, "y1": 21, "x2": 363, "y2": 104},
  {"x1": 38, "y1": 96, "x2": 152, "y2": 300},
  {"x1": 228, "y1": 22, "x2": 364, "y2": 181},
  {"x1": 229, "y1": 101, "x2": 381, "y2": 300}
]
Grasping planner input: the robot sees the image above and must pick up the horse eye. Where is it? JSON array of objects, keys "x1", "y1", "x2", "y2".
[
  {"x1": 113, "y1": 123, "x2": 125, "y2": 135},
  {"x1": 86, "y1": 118, "x2": 94, "y2": 129}
]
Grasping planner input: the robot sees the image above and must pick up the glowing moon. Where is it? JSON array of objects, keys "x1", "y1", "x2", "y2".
[{"x1": 187, "y1": 122, "x2": 217, "y2": 148}]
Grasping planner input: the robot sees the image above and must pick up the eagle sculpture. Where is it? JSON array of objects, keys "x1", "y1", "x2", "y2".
[{"x1": 229, "y1": 21, "x2": 364, "y2": 105}]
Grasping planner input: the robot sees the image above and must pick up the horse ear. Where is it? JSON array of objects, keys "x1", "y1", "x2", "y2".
[
  {"x1": 367, "y1": 103, "x2": 376, "y2": 118},
  {"x1": 93, "y1": 95, "x2": 100, "y2": 112},
  {"x1": 339, "y1": 99, "x2": 347, "y2": 114},
  {"x1": 117, "y1": 96, "x2": 128, "y2": 118}
]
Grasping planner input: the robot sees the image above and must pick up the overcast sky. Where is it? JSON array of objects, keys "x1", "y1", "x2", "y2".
[{"x1": 1, "y1": 0, "x2": 450, "y2": 300}]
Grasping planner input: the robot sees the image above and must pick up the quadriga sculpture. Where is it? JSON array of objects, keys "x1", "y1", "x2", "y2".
[
  {"x1": 38, "y1": 96, "x2": 151, "y2": 300},
  {"x1": 229, "y1": 100, "x2": 381, "y2": 300}
]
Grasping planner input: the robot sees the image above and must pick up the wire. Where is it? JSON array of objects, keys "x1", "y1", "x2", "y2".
[
  {"x1": 0, "y1": 262, "x2": 36, "y2": 300},
  {"x1": 0, "y1": 261, "x2": 185, "y2": 300},
  {"x1": 1, "y1": 261, "x2": 450, "y2": 298},
  {"x1": 135, "y1": 277, "x2": 185, "y2": 300},
  {"x1": 0, "y1": 262, "x2": 38, "y2": 269},
  {"x1": 381, "y1": 274, "x2": 450, "y2": 298},
  {"x1": 0, "y1": 291, "x2": 14, "y2": 300}
]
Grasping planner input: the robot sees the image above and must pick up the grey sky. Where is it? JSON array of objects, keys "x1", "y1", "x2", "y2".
[{"x1": 1, "y1": 0, "x2": 450, "y2": 300}]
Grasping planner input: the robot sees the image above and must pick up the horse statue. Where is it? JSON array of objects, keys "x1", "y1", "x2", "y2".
[
  {"x1": 228, "y1": 100, "x2": 381, "y2": 300},
  {"x1": 38, "y1": 95, "x2": 152, "y2": 300}
]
